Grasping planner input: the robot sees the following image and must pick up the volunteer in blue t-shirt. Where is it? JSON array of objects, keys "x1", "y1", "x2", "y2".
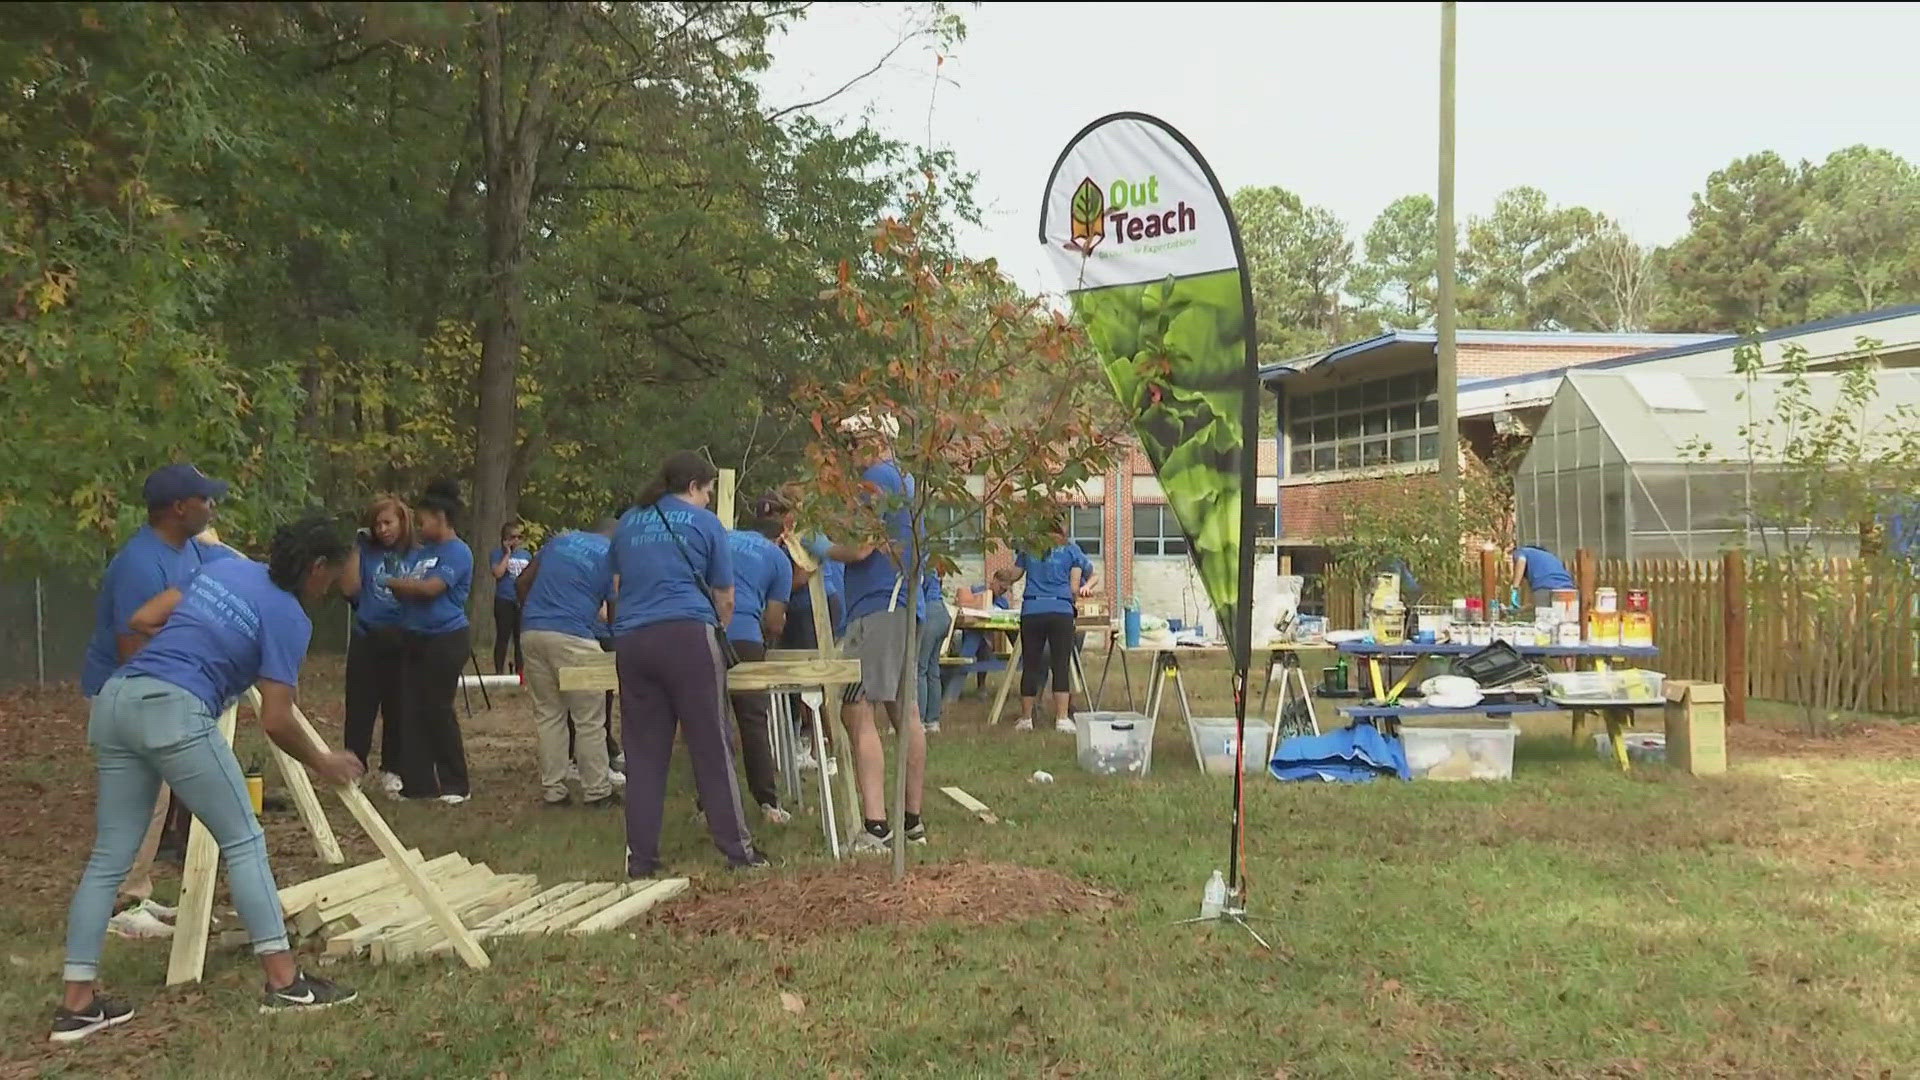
[
  {"x1": 382, "y1": 479, "x2": 474, "y2": 804},
  {"x1": 916, "y1": 570, "x2": 952, "y2": 734},
  {"x1": 54, "y1": 518, "x2": 364, "y2": 1043},
  {"x1": 1510, "y1": 541, "x2": 1576, "y2": 610},
  {"x1": 77, "y1": 463, "x2": 239, "y2": 938},
  {"x1": 609, "y1": 451, "x2": 762, "y2": 874},
  {"x1": 515, "y1": 518, "x2": 620, "y2": 808},
  {"x1": 1010, "y1": 522, "x2": 1098, "y2": 733},
  {"x1": 723, "y1": 512, "x2": 794, "y2": 823},
  {"x1": 339, "y1": 493, "x2": 413, "y2": 791},
  {"x1": 488, "y1": 523, "x2": 532, "y2": 675},
  {"x1": 825, "y1": 413, "x2": 928, "y2": 854},
  {"x1": 955, "y1": 570, "x2": 1016, "y2": 692}
]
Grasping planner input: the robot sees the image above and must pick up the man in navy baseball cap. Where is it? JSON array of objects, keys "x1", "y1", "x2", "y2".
[{"x1": 142, "y1": 463, "x2": 228, "y2": 515}]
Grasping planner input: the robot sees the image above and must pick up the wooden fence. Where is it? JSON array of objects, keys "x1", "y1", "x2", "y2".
[{"x1": 1320, "y1": 553, "x2": 1920, "y2": 718}]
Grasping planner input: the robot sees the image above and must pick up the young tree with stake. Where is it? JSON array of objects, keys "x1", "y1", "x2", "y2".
[{"x1": 793, "y1": 188, "x2": 1123, "y2": 880}]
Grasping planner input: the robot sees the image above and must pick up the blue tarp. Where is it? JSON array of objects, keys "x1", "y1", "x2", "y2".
[{"x1": 1269, "y1": 724, "x2": 1411, "y2": 783}]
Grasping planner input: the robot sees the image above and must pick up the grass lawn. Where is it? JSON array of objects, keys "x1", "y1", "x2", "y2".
[{"x1": 5, "y1": 654, "x2": 1920, "y2": 1077}]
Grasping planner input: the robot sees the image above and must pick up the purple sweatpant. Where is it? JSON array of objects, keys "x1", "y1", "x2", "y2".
[{"x1": 615, "y1": 620, "x2": 756, "y2": 873}]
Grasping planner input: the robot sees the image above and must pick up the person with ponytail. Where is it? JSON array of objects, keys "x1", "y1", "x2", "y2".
[
  {"x1": 609, "y1": 451, "x2": 764, "y2": 873},
  {"x1": 53, "y1": 517, "x2": 364, "y2": 1042},
  {"x1": 339, "y1": 494, "x2": 414, "y2": 793},
  {"x1": 383, "y1": 479, "x2": 475, "y2": 804}
]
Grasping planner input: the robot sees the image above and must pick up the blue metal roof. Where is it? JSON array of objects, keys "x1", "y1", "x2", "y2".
[
  {"x1": 1256, "y1": 328, "x2": 1719, "y2": 385},
  {"x1": 1460, "y1": 303, "x2": 1920, "y2": 393}
]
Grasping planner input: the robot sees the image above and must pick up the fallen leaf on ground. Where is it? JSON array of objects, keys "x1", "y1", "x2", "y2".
[{"x1": 780, "y1": 991, "x2": 806, "y2": 1015}]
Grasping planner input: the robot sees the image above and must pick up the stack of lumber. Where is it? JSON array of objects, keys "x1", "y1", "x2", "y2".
[{"x1": 221, "y1": 850, "x2": 688, "y2": 965}]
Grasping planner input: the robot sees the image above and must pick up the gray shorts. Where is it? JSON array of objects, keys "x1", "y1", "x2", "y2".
[{"x1": 841, "y1": 608, "x2": 914, "y2": 704}]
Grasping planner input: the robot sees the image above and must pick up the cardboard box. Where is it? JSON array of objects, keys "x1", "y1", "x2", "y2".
[{"x1": 1663, "y1": 680, "x2": 1727, "y2": 776}]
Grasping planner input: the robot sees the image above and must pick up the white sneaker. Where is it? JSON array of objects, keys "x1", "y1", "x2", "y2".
[
  {"x1": 922, "y1": 721, "x2": 941, "y2": 735},
  {"x1": 762, "y1": 804, "x2": 792, "y2": 825},
  {"x1": 824, "y1": 757, "x2": 839, "y2": 778},
  {"x1": 851, "y1": 830, "x2": 892, "y2": 855},
  {"x1": 376, "y1": 771, "x2": 403, "y2": 794},
  {"x1": 107, "y1": 908, "x2": 173, "y2": 940},
  {"x1": 795, "y1": 749, "x2": 819, "y2": 772},
  {"x1": 611, "y1": 753, "x2": 626, "y2": 772},
  {"x1": 1013, "y1": 717, "x2": 1033, "y2": 732},
  {"x1": 438, "y1": 793, "x2": 470, "y2": 806},
  {"x1": 566, "y1": 763, "x2": 582, "y2": 783},
  {"x1": 1054, "y1": 717, "x2": 1077, "y2": 734},
  {"x1": 135, "y1": 898, "x2": 176, "y2": 923},
  {"x1": 607, "y1": 769, "x2": 626, "y2": 788}
]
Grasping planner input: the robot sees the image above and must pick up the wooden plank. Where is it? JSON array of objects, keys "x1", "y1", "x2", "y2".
[
  {"x1": 282, "y1": 701, "x2": 490, "y2": 970},
  {"x1": 303, "y1": 853, "x2": 471, "y2": 932},
  {"x1": 245, "y1": 686, "x2": 344, "y2": 865},
  {"x1": 319, "y1": 859, "x2": 487, "y2": 936},
  {"x1": 940, "y1": 786, "x2": 999, "y2": 824},
  {"x1": 473, "y1": 882, "x2": 590, "y2": 934},
  {"x1": 569, "y1": 878, "x2": 690, "y2": 935},
  {"x1": 279, "y1": 849, "x2": 424, "y2": 915},
  {"x1": 726, "y1": 659, "x2": 862, "y2": 692},
  {"x1": 166, "y1": 703, "x2": 239, "y2": 986},
  {"x1": 717, "y1": 468, "x2": 736, "y2": 530},
  {"x1": 373, "y1": 875, "x2": 539, "y2": 963},
  {"x1": 515, "y1": 882, "x2": 636, "y2": 936},
  {"x1": 558, "y1": 656, "x2": 618, "y2": 693},
  {"x1": 497, "y1": 882, "x2": 621, "y2": 936}
]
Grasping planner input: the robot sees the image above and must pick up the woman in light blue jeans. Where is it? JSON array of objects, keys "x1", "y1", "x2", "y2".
[{"x1": 55, "y1": 518, "x2": 366, "y2": 1043}]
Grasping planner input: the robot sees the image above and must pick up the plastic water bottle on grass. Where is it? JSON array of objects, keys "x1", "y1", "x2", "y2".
[{"x1": 1200, "y1": 870, "x2": 1227, "y2": 919}]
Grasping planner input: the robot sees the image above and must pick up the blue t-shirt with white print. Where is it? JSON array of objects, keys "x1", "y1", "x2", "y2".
[
  {"x1": 82, "y1": 526, "x2": 237, "y2": 696},
  {"x1": 121, "y1": 558, "x2": 312, "y2": 716},
  {"x1": 725, "y1": 530, "x2": 791, "y2": 646},
  {"x1": 521, "y1": 531, "x2": 614, "y2": 642},
  {"x1": 351, "y1": 540, "x2": 407, "y2": 633},
  {"x1": 839, "y1": 460, "x2": 923, "y2": 623},
  {"x1": 490, "y1": 545, "x2": 533, "y2": 603},
  {"x1": 609, "y1": 495, "x2": 733, "y2": 635},
  {"x1": 396, "y1": 538, "x2": 473, "y2": 635}
]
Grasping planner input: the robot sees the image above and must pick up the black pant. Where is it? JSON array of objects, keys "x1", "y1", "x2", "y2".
[
  {"x1": 727, "y1": 640, "x2": 779, "y2": 809},
  {"x1": 492, "y1": 597, "x2": 522, "y2": 674},
  {"x1": 400, "y1": 626, "x2": 471, "y2": 798},
  {"x1": 1020, "y1": 612, "x2": 1078, "y2": 698},
  {"x1": 344, "y1": 626, "x2": 407, "y2": 770}
]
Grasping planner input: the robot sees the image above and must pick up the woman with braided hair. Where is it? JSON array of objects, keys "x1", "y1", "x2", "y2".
[{"x1": 53, "y1": 516, "x2": 365, "y2": 1042}]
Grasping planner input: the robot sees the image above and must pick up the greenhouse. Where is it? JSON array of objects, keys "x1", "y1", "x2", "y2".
[{"x1": 1513, "y1": 370, "x2": 1920, "y2": 561}]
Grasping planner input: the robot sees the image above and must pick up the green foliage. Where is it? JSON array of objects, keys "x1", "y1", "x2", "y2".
[
  {"x1": 1323, "y1": 444, "x2": 1516, "y2": 603},
  {"x1": 1658, "y1": 152, "x2": 1813, "y2": 333},
  {"x1": 1229, "y1": 185, "x2": 1351, "y2": 362},
  {"x1": 1727, "y1": 339, "x2": 1920, "y2": 732},
  {"x1": 1348, "y1": 194, "x2": 1438, "y2": 330},
  {"x1": 1457, "y1": 186, "x2": 1597, "y2": 330}
]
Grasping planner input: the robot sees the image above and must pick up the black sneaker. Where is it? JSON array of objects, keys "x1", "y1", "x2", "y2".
[
  {"x1": 260, "y1": 972, "x2": 358, "y2": 1014},
  {"x1": 49, "y1": 995, "x2": 134, "y2": 1043},
  {"x1": 583, "y1": 792, "x2": 622, "y2": 809}
]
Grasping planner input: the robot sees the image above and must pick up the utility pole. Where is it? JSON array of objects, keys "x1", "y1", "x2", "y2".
[{"x1": 1436, "y1": 1, "x2": 1459, "y2": 497}]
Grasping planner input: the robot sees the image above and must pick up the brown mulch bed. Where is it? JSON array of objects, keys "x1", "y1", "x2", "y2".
[
  {"x1": 1730, "y1": 720, "x2": 1920, "y2": 759},
  {"x1": 659, "y1": 859, "x2": 1120, "y2": 939}
]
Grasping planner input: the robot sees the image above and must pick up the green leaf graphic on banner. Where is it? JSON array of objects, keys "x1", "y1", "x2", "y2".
[
  {"x1": 1073, "y1": 268, "x2": 1247, "y2": 628},
  {"x1": 1068, "y1": 178, "x2": 1105, "y2": 250}
]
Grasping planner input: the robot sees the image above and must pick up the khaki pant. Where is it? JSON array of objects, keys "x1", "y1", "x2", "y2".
[
  {"x1": 118, "y1": 785, "x2": 170, "y2": 902},
  {"x1": 522, "y1": 630, "x2": 613, "y2": 801}
]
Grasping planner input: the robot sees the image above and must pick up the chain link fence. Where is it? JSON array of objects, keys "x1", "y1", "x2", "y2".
[{"x1": 0, "y1": 562, "x2": 351, "y2": 691}]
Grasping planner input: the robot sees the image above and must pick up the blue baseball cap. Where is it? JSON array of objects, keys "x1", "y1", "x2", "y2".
[{"x1": 142, "y1": 463, "x2": 229, "y2": 507}]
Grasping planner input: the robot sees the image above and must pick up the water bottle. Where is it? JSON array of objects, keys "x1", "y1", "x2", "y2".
[
  {"x1": 1200, "y1": 870, "x2": 1227, "y2": 919},
  {"x1": 1124, "y1": 603, "x2": 1142, "y2": 648}
]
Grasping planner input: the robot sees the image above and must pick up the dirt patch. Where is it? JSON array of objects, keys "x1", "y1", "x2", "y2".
[
  {"x1": 660, "y1": 859, "x2": 1120, "y2": 939},
  {"x1": 1731, "y1": 719, "x2": 1920, "y2": 760}
]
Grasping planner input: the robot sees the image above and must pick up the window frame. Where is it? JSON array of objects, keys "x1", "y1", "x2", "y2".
[
  {"x1": 1287, "y1": 372, "x2": 1442, "y2": 478},
  {"x1": 1132, "y1": 503, "x2": 1189, "y2": 558}
]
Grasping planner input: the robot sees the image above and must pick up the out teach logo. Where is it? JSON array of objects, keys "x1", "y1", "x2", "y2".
[{"x1": 1064, "y1": 174, "x2": 1198, "y2": 255}]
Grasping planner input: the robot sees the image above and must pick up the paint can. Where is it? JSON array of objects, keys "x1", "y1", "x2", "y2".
[
  {"x1": 1625, "y1": 588, "x2": 1650, "y2": 613},
  {"x1": 1594, "y1": 587, "x2": 1619, "y2": 613},
  {"x1": 1550, "y1": 589, "x2": 1579, "y2": 625}
]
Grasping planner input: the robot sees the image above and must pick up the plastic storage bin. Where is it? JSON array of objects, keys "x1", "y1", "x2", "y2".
[
  {"x1": 1073, "y1": 711, "x2": 1155, "y2": 776},
  {"x1": 1592, "y1": 730, "x2": 1667, "y2": 764},
  {"x1": 1399, "y1": 722, "x2": 1518, "y2": 781},
  {"x1": 1187, "y1": 716, "x2": 1273, "y2": 776}
]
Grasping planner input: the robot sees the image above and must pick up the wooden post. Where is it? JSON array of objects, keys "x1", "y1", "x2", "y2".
[
  {"x1": 1478, "y1": 547, "x2": 1500, "y2": 613},
  {"x1": 1722, "y1": 549, "x2": 1747, "y2": 724},
  {"x1": 247, "y1": 688, "x2": 344, "y2": 865},
  {"x1": 166, "y1": 704, "x2": 239, "y2": 985},
  {"x1": 1574, "y1": 548, "x2": 1597, "y2": 623},
  {"x1": 717, "y1": 468, "x2": 737, "y2": 530},
  {"x1": 785, "y1": 535, "x2": 859, "y2": 836}
]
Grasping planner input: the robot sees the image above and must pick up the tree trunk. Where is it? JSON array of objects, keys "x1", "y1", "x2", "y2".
[
  {"x1": 470, "y1": 6, "x2": 565, "y2": 620},
  {"x1": 891, "y1": 569, "x2": 919, "y2": 883}
]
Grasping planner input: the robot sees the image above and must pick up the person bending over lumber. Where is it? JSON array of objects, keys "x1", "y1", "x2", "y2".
[{"x1": 54, "y1": 518, "x2": 365, "y2": 1043}]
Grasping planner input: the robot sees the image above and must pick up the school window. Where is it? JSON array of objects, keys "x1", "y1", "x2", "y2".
[
  {"x1": 1132, "y1": 504, "x2": 1188, "y2": 557},
  {"x1": 1253, "y1": 504, "x2": 1276, "y2": 539},
  {"x1": 1068, "y1": 505, "x2": 1104, "y2": 557},
  {"x1": 925, "y1": 504, "x2": 984, "y2": 557},
  {"x1": 1286, "y1": 373, "x2": 1441, "y2": 476}
]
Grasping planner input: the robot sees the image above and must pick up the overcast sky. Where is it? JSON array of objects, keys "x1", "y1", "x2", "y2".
[{"x1": 759, "y1": 1, "x2": 1920, "y2": 295}]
